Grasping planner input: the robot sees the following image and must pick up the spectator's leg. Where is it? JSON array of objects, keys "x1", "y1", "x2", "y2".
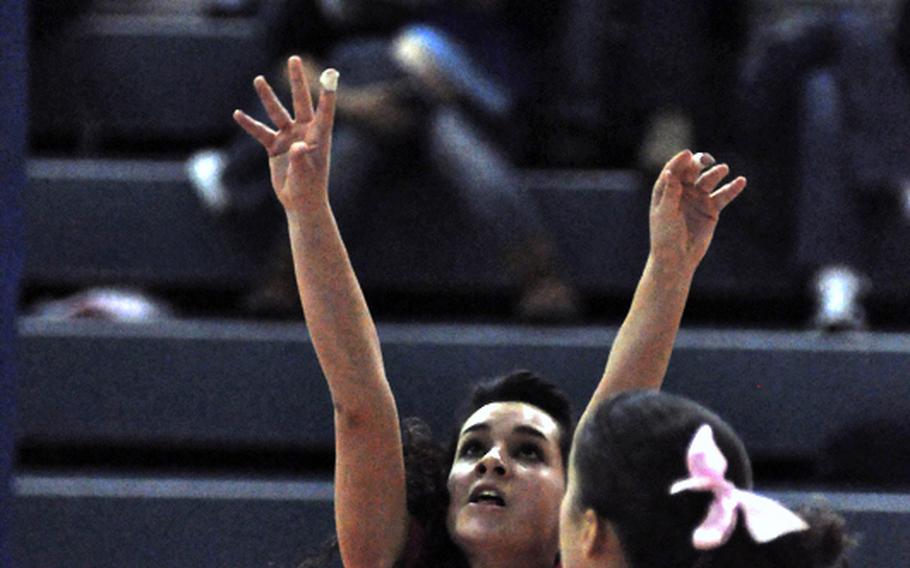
[
  {"x1": 834, "y1": 11, "x2": 910, "y2": 197},
  {"x1": 428, "y1": 106, "x2": 580, "y2": 321},
  {"x1": 733, "y1": 15, "x2": 841, "y2": 250},
  {"x1": 548, "y1": 0, "x2": 639, "y2": 166},
  {"x1": 797, "y1": 70, "x2": 867, "y2": 330},
  {"x1": 326, "y1": 121, "x2": 385, "y2": 238},
  {"x1": 0, "y1": 0, "x2": 26, "y2": 562},
  {"x1": 628, "y1": 0, "x2": 704, "y2": 168}
]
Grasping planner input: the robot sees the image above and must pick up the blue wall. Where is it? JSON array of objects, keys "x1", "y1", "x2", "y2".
[{"x1": 1, "y1": 0, "x2": 26, "y2": 565}]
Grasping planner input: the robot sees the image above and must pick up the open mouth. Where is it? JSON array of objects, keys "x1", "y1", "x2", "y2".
[{"x1": 469, "y1": 488, "x2": 506, "y2": 507}]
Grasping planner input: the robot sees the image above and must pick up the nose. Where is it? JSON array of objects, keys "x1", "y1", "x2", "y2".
[{"x1": 474, "y1": 446, "x2": 509, "y2": 477}]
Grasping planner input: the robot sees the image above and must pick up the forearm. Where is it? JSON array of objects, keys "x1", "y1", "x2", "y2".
[
  {"x1": 286, "y1": 204, "x2": 394, "y2": 421},
  {"x1": 287, "y1": 203, "x2": 409, "y2": 565},
  {"x1": 580, "y1": 148, "x2": 746, "y2": 424},
  {"x1": 586, "y1": 256, "x2": 695, "y2": 415}
]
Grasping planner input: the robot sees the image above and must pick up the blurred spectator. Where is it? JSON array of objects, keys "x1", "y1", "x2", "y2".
[
  {"x1": 189, "y1": 0, "x2": 582, "y2": 321},
  {"x1": 547, "y1": 0, "x2": 749, "y2": 169},
  {"x1": 1, "y1": 0, "x2": 27, "y2": 563},
  {"x1": 736, "y1": 6, "x2": 910, "y2": 330}
]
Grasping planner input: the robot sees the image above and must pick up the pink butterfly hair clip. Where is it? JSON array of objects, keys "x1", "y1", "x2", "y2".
[{"x1": 670, "y1": 424, "x2": 809, "y2": 550}]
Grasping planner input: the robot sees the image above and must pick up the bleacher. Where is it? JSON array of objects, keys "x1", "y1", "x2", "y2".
[
  {"x1": 15, "y1": 3, "x2": 910, "y2": 567},
  {"x1": 14, "y1": 318, "x2": 910, "y2": 566}
]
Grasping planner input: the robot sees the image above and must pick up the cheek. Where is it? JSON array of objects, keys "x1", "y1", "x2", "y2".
[
  {"x1": 446, "y1": 462, "x2": 471, "y2": 504},
  {"x1": 521, "y1": 467, "x2": 565, "y2": 516},
  {"x1": 544, "y1": 468, "x2": 567, "y2": 503},
  {"x1": 544, "y1": 475, "x2": 567, "y2": 534},
  {"x1": 446, "y1": 462, "x2": 473, "y2": 533}
]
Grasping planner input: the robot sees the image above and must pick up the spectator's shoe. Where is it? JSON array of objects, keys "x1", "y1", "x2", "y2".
[
  {"x1": 811, "y1": 265, "x2": 868, "y2": 332},
  {"x1": 186, "y1": 149, "x2": 230, "y2": 215},
  {"x1": 30, "y1": 288, "x2": 174, "y2": 322},
  {"x1": 516, "y1": 276, "x2": 582, "y2": 324},
  {"x1": 506, "y1": 236, "x2": 582, "y2": 323},
  {"x1": 638, "y1": 109, "x2": 694, "y2": 174}
]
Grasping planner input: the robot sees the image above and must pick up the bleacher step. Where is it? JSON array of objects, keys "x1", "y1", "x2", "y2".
[
  {"x1": 24, "y1": 159, "x2": 793, "y2": 298},
  {"x1": 13, "y1": 474, "x2": 909, "y2": 568},
  {"x1": 18, "y1": 317, "x2": 910, "y2": 467}
]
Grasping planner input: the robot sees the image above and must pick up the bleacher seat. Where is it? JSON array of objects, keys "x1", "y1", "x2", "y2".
[
  {"x1": 25, "y1": 159, "x2": 798, "y2": 301},
  {"x1": 13, "y1": 474, "x2": 909, "y2": 568},
  {"x1": 30, "y1": 12, "x2": 268, "y2": 148},
  {"x1": 18, "y1": 318, "x2": 910, "y2": 473},
  {"x1": 14, "y1": 475, "x2": 339, "y2": 568}
]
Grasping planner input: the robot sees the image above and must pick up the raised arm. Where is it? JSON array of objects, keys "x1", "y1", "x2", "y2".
[
  {"x1": 582, "y1": 150, "x2": 747, "y2": 422},
  {"x1": 234, "y1": 57, "x2": 409, "y2": 568}
]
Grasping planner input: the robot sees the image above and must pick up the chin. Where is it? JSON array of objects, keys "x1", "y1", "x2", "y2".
[{"x1": 454, "y1": 512, "x2": 516, "y2": 548}]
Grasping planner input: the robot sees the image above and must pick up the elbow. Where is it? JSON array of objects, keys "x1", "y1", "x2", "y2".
[
  {"x1": 333, "y1": 400, "x2": 372, "y2": 431},
  {"x1": 332, "y1": 389, "x2": 396, "y2": 432}
]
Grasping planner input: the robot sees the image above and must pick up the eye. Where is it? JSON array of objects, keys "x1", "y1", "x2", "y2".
[
  {"x1": 516, "y1": 443, "x2": 543, "y2": 461},
  {"x1": 459, "y1": 439, "x2": 485, "y2": 459}
]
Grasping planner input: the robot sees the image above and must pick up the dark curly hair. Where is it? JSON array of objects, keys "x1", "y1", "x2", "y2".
[
  {"x1": 301, "y1": 370, "x2": 573, "y2": 568},
  {"x1": 569, "y1": 390, "x2": 854, "y2": 568}
]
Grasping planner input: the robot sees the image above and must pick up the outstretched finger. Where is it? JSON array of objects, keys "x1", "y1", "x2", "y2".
[
  {"x1": 233, "y1": 109, "x2": 276, "y2": 148},
  {"x1": 288, "y1": 55, "x2": 314, "y2": 122},
  {"x1": 695, "y1": 163, "x2": 730, "y2": 193},
  {"x1": 253, "y1": 75, "x2": 293, "y2": 129},
  {"x1": 710, "y1": 176, "x2": 748, "y2": 211},
  {"x1": 309, "y1": 69, "x2": 339, "y2": 147}
]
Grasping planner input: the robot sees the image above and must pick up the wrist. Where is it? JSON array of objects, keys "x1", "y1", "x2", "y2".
[
  {"x1": 285, "y1": 199, "x2": 332, "y2": 226},
  {"x1": 644, "y1": 254, "x2": 697, "y2": 285}
]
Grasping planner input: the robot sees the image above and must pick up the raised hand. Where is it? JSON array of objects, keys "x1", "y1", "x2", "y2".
[
  {"x1": 233, "y1": 55, "x2": 338, "y2": 212},
  {"x1": 649, "y1": 150, "x2": 747, "y2": 272},
  {"x1": 589, "y1": 151, "x2": 746, "y2": 404}
]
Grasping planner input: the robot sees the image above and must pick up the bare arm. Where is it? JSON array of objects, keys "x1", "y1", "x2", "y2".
[
  {"x1": 234, "y1": 57, "x2": 409, "y2": 568},
  {"x1": 582, "y1": 150, "x2": 747, "y2": 422}
]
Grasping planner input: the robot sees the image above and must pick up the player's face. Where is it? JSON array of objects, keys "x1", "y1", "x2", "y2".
[{"x1": 447, "y1": 402, "x2": 565, "y2": 564}]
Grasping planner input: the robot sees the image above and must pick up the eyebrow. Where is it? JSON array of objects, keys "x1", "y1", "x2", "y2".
[{"x1": 461, "y1": 423, "x2": 549, "y2": 441}]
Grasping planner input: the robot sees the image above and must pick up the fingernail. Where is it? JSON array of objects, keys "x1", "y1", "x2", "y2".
[
  {"x1": 694, "y1": 152, "x2": 716, "y2": 167},
  {"x1": 320, "y1": 69, "x2": 339, "y2": 92}
]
